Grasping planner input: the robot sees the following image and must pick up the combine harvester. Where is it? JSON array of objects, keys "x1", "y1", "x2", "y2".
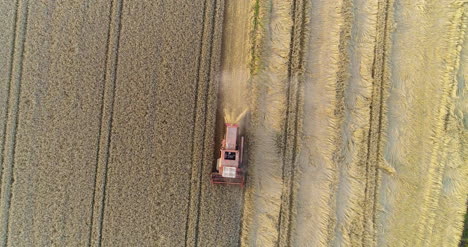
[{"x1": 211, "y1": 123, "x2": 245, "y2": 187}]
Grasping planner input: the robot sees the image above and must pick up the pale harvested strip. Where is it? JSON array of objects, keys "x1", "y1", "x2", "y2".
[
  {"x1": 240, "y1": 0, "x2": 294, "y2": 246},
  {"x1": 99, "y1": 1, "x2": 207, "y2": 246},
  {"x1": 421, "y1": 3, "x2": 468, "y2": 246},
  {"x1": 0, "y1": 0, "x2": 17, "y2": 187},
  {"x1": 327, "y1": 0, "x2": 381, "y2": 246},
  {"x1": 2, "y1": 1, "x2": 112, "y2": 246},
  {"x1": 376, "y1": 1, "x2": 468, "y2": 246},
  {"x1": 292, "y1": 0, "x2": 347, "y2": 245},
  {"x1": 428, "y1": 7, "x2": 468, "y2": 246},
  {"x1": 217, "y1": 0, "x2": 250, "y2": 121},
  {"x1": 414, "y1": 4, "x2": 467, "y2": 244}
]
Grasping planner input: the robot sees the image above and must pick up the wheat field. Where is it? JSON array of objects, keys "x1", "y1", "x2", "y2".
[{"x1": 0, "y1": 0, "x2": 466, "y2": 246}]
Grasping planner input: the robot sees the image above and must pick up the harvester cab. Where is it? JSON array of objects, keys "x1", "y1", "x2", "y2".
[{"x1": 211, "y1": 123, "x2": 245, "y2": 187}]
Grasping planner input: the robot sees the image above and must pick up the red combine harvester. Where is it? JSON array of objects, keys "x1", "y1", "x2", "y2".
[{"x1": 211, "y1": 123, "x2": 245, "y2": 187}]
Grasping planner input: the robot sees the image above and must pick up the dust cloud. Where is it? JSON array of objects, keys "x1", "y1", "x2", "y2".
[{"x1": 219, "y1": 70, "x2": 249, "y2": 124}]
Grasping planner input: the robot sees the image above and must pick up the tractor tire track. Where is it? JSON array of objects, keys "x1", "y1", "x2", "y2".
[
  {"x1": 3, "y1": 1, "x2": 114, "y2": 245},
  {"x1": 362, "y1": 0, "x2": 392, "y2": 245},
  {"x1": 183, "y1": 0, "x2": 209, "y2": 245},
  {"x1": 277, "y1": 0, "x2": 307, "y2": 246},
  {"x1": 0, "y1": 0, "x2": 20, "y2": 194},
  {"x1": 193, "y1": 0, "x2": 221, "y2": 245},
  {"x1": 0, "y1": 0, "x2": 29, "y2": 245},
  {"x1": 324, "y1": 0, "x2": 388, "y2": 245},
  {"x1": 98, "y1": 0, "x2": 211, "y2": 245},
  {"x1": 89, "y1": 0, "x2": 123, "y2": 245},
  {"x1": 185, "y1": 0, "x2": 226, "y2": 246}
]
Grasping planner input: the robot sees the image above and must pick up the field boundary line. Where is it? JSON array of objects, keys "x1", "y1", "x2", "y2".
[
  {"x1": 88, "y1": 0, "x2": 123, "y2": 246},
  {"x1": 277, "y1": 0, "x2": 307, "y2": 246},
  {"x1": 0, "y1": 0, "x2": 29, "y2": 246}
]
